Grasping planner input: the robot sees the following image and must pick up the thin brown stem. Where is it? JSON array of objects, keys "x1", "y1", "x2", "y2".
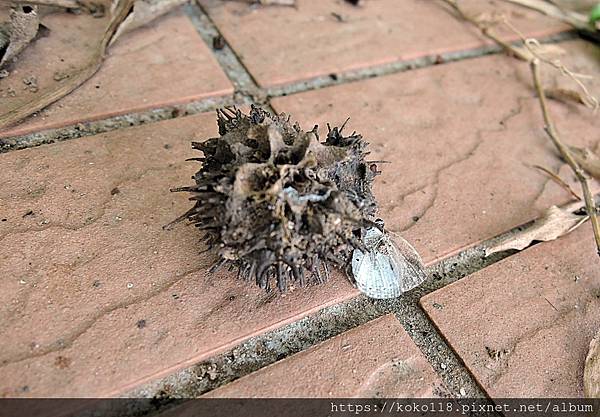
[
  {"x1": 531, "y1": 60, "x2": 600, "y2": 256},
  {"x1": 440, "y1": 0, "x2": 530, "y2": 60},
  {"x1": 532, "y1": 164, "x2": 581, "y2": 201}
]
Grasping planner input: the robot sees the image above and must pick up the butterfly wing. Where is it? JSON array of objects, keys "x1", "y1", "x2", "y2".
[
  {"x1": 352, "y1": 237, "x2": 404, "y2": 299},
  {"x1": 351, "y1": 227, "x2": 427, "y2": 299},
  {"x1": 385, "y1": 233, "x2": 428, "y2": 292}
]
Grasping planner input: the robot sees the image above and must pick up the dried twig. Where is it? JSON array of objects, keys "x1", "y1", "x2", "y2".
[
  {"x1": 0, "y1": 0, "x2": 135, "y2": 130},
  {"x1": 531, "y1": 60, "x2": 600, "y2": 256},
  {"x1": 532, "y1": 164, "x2": 581, "y2": 201},
  {"x1": 503, "y1": 19, "x2": 598, "y2": 110},
  {"x1": 441, "y1": 0, "x2": 531, "y2": 60},
  {"x1": 500, "y1": 0, "x2": 589, "y2": 29}
]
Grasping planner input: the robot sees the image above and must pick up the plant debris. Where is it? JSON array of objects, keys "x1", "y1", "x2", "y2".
[
  {"x1": 532, "y1": 164, "x2": 580, "y2": 201},
  {"x1": 22, "y1": 74, "x2": 38, "y2": 92},
  {"x1": 109, "y1": 0, "x2": 190, "y2": 46},
  {"x1": 12, "y1": 0, "x2": 106, "y2": 16},
  {"x1": 441, "y1": 0, "x2": 600, "y2": 256},
  {"x1": 212, "y1": 34, "x2": 225, "y2": 50},
  {"x1": 0, "y1": 0, "x2": 134, "y2": 130},
  {"x1": 584, "y1": 328, "x2": 600, "y2": 398},
  {"x1": 485, "y1": 204, "x2": 588, "y2": 255},
  {"x1": 511, "y1": 43, "x2": 565, "y2": 62},
  {"x1": 0, "y1": 4, "x2": 44, "y2": 69},
  {"x1": 171, "y1": 106, "x2": 379, "y2": 292},
  {"x1": 0, "y1": 0, "x2": 190, "y2": 129},
  {"x1": 569, "y1": 146, "x2": 600, "y2": 180}
]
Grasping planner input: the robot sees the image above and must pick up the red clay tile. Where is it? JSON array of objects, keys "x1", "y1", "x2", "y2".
[
  {"x1": 0, "y1": 112, "x2": 358, "y2": 397},
  {"x1": 0, "y1": 8, "x2": 233, "y2": 138},
  {"x1": 198, "y1": 0, "x2": 568, "y2": 88},
  {"x1": 271, "y1": 40, "x2": 600, "y2": 264},
  {"x1": 205, "y1": 314, "x2": 446, "y2": 397},
  {"x1": 420, "y1": 224, "x2": 600, "y2": 397}
]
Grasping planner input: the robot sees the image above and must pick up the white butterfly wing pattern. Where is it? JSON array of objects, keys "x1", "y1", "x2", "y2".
[{"x1": 352, "y1": 227, "x2": 427, "y2": 299}]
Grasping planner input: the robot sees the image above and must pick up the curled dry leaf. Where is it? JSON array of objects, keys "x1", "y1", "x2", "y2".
[
  {"x1": 570, "y1": 146, "x2": 600, "y2": 180},
  {"x1": 485, "y1": 204, "x2": 587, "y2": 256},
  {"x1": 0, "y1": 4, "x2": 41, "y2": 69},
  {"x1": 584, "y1": 328, "x2": 600, "y2": 398},
  {"x1": 109, "y1": 0, "x2": 189, "y2": 45}
]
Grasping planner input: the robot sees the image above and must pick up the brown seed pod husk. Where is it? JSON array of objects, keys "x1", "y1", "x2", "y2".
[{"x1": 172, "y1": 105, "x2": 379, "y2": 292}]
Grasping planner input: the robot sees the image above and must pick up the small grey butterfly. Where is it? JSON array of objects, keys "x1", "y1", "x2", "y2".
[{"x1": 351, "y1": 220, "x2": 428, "y2": 299}]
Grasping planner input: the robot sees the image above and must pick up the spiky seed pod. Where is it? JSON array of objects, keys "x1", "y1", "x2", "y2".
[{"x1": 172, "y1": 105, "x2": 379, "y2": 291}]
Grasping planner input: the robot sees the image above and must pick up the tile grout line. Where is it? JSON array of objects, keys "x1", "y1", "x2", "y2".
[
  {"x1": 262, "y1": 31, "x2": 576, "y2": 99},
  {"x1": 0, "y1": 95, "x2": 235, "y2": 153},
  {"x1": 0, "y1": 4, "x2": 577, "y2": 153},
  {"x1": 184, "y1": 2, "x2": 263, "y2": 104},
  {"x1": 123, "y1": 222, "x2": 534, "y2": 410}
]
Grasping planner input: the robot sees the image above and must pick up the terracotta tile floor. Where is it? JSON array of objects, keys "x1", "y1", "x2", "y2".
[
  {"x1": 198, "y1": 0, "x2": 568, "y2": 88},
  {"x1": 0, "y1": 0, "x2": 599, "y2": 401},
  {"x1": 204, "y1": 315, "x2": 446, "y2": 398},
  {"x1": 421, "y1": 224, "x2": 600, "y2": 397}
]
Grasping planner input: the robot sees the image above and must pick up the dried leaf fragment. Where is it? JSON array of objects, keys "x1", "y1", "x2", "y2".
[
  {"x1": 485, "y1": 205, "x2": 587, "y2": 256},
  {"x1": 584, "y1": 329, "x2": 600, "y2": 398},
  {"x1": 570, "y1": 146, "x2": 600, "y2": 180},
  {"x1": 110, "y1": 0, "x2": 189, "y2": 45},
  {"x1": 0, "y1": 4, "x2": 42, "y2": 69}
]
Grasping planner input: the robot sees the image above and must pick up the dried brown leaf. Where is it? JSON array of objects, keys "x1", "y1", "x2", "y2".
[
  {"x1": 570, "y1": 146, "x2": 600, "y2": 180},
  {"x1": 110, "y1": 0, "x2": 189, "y2": 45},
  {"x1": 485, "y1": 205, "x2": 587, "y2": 255},
  {"x1": 0, "y1": 5, "x2": 41, "y2": 69},
  {"x1": 584, "y1": 329, "x2": 600, "y2": 398}
]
